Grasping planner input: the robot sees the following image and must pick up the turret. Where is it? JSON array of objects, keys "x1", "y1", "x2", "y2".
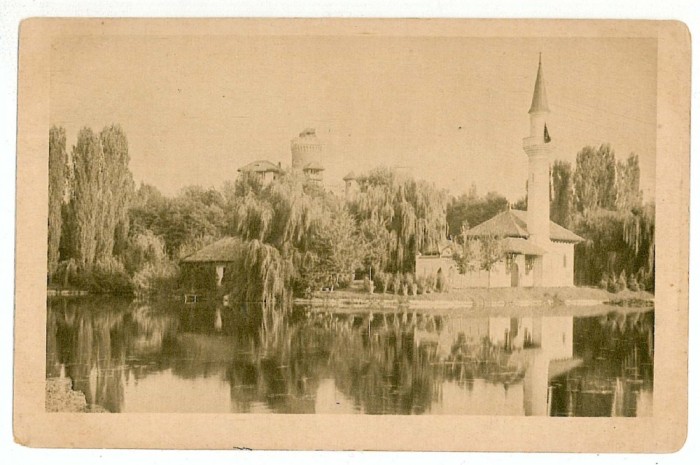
[
  {"x1": 343, "y1": 171, "x2": 357, "y2": 201},
  {"x1": 291, "y1": 128, "x2": 324, "y2": 185}
]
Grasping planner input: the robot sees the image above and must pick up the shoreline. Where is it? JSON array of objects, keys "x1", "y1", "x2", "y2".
[
  {"x1": 47, "y1": 288, "x2": 90, "y2": 296},
  {"x1": 294, "y1": 286, "x2": 653, "y2": 313},
  {"x1": 47, "y1": 286, "x2": 654, "y2": 315}
]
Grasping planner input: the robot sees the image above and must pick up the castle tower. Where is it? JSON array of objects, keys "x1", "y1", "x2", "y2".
[
  {"x1": 291, "y1": 128, "x2": 324, "y2": 184},
  {"x1": 522, "y1": 55, "x2": 553, "y2": 248},
  {"x1": 343, "y1": 171, "x2": 358, "y2": 201}
]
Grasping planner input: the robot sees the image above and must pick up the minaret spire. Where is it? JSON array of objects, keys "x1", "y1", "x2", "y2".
[{"x1": 529, "y1": 54, "x2": 550, "y2": 114}]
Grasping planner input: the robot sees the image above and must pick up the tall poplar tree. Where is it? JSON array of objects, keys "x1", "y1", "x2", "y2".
[
  {"x1": 97, "y1": 125, "x2": 134, "y2": 260},
  {"x1": 67, "y1": 127, "x2": 104, "y2": 265},
  {"x1": 48, "y1": 126, "x2": 68, "y2": 276},
  {"x1": 65, "y1": 125, "x2": 134, "y2": 266},
  {"x1": 550, "y1": 160, "x2": 573, "y2": 228},
  {"x1": 573, "y1": 144, "x2": 617, "y2": 214},
  {"x1": 615, "y1": 153, "x2": 642, "y2": 211}
]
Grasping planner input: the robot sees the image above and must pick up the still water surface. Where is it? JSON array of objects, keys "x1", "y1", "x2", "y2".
[{"x1": 46, "y1": 297, "x2": 653, "y2": 416}]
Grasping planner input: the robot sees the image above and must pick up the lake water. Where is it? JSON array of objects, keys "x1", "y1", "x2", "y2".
[{"x1": 46, "y1": 296, "x2": 653, "y2": 416}]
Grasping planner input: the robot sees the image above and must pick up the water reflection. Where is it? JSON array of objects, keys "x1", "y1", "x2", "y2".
[
  {"x1": 549, "y1": 311, "x2": 654, "y2": 417},
  {"x1": 46, "y1": 297, "x2": 653, "y2": 415}
]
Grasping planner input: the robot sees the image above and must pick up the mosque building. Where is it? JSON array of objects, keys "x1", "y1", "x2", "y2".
[{"x1": 416, "y1": 56, "x2": 583, "y2": 288}]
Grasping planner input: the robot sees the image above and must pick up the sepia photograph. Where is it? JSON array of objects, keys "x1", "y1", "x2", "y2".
[{"x1": 13, "y1": 18, "x2": 689, "y2": 451}]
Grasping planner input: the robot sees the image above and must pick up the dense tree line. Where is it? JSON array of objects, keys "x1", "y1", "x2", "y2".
[
  {"x1": 48, "y1": 123, "x2": 653, "y2": 297},
  {"x1": 50, "y1": 125, "x2": 171, "y2": 294},
  {"x1": 49, "y1": 125, "x2": 139, "y2": 293},
  {"x1": 552, "y1": 144, "x2": 653, "y2": 290}
]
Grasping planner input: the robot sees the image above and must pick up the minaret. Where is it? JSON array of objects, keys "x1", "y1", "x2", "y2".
[{"x1": 522, "y1": 54, "x2": 553, "y2": 248}]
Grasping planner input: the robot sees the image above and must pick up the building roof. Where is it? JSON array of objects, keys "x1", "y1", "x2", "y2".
[
  {"x1": 502, "y1": 237, "x2": 548, "y2": 256},
  {"x1": 465, "y1": 209, "x2": 583, "y2": 243},
  {"x1": 466, "y1": 210, "x2": 530, "y2": 239},
  {"x1": 238, "y1": 160, "x2": 281, "y2": 173},
  {"x1": 180, "y1": 237, "x2": 241, "y2": 263},
  {"x1": 343, "y1": 171, "x2": 356, "y2": 181},
  {"x1": 303, "y1": 161, "x2": 325, "y2": 171},
  {"x1": 528, "y1": 56, "x2": 550, "y2": 114}
]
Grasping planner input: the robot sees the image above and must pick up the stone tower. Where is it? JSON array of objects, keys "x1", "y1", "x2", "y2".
[
  {"x1": 291, "y1": 128, "x2": 324, "y2": 184},
  {"x1": 343, "y1": 171, "x2": 358, "y2": 201},
  {"x1": 522, "y1": 55, "x2": 553, "y2": 248}
]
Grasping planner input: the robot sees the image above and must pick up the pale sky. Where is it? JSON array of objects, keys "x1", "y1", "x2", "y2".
[{"x1": 50, "y1": 35, "x2": 656, "y2": 201}]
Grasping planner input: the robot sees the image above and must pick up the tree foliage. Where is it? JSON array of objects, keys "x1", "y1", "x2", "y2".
[
  {"x1": 228, "y1": 169, "x2": 360, "y2": 295},
  {"x1": 348, "y1": 167, "x2": 448, "y2": 273},
  {"x1": 573, "y1": 144, "x2": 617, "y2": 213},
  {"x1": 550, "y1": 160, "x2": 573, "y2": 228},
  {"x1": 615, "y1": 153, "x2": 643, "y2": 211},
  {"x1": 64, "y1": 127, "x2": 103, "y2": 265},
  {"x1": 573, "y1": 205, "x2": 654, "y2": 291},
  {"x1": 568, "y1": 145, "x2": 653, "y2": 288},
  {"x1": 446, "y1": 190, "x2": 508, "y2": 239},
  {"x1": 97, "y1": 125, "x2": 135, "y2": 259},
  {"x1": 451, "y1": 224, "x2": 476, "y2": 274},
  {"x1": 48, "y1": 126, "x2": 68, "y2": 276},
  {"x1": 64, "y1": 125, "x2": 134, "y2": 266},
  {"x1": 478, "y1": 234, "x2": 504, "y2": 288},
  {"x1": 308, "y1": 205, "x2": 363, "y2": 289},
  {"x1": 358, "y1": 219, "x2": 392, "y2": 275},
  {"x1": 129, "y1": 183, "x2": 226, "y2": 257}
]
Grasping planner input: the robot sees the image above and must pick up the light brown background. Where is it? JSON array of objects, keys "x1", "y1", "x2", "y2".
[{"x1": 13, "y1": 18, "x2": 690, "y2": 451}]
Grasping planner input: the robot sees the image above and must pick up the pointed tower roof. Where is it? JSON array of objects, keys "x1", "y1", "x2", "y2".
[{"x1": 528, "y1": 54, "x2": 550, "y2": 114}]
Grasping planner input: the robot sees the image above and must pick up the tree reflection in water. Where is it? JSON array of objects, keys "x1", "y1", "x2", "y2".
[
  {"x1": 47, "y1": 297, "x2": 653, "y2": 416},
  {"x1": 549, "y1": 310, "x2": 654, "y2": 417}
]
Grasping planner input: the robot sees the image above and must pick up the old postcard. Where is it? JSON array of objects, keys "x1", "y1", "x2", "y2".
[{"x1": 13, "y1": 18, "x2": 689, "y2": 451}]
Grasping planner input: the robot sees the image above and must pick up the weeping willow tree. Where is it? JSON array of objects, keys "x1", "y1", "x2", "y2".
[
  {"x1": 573, "y1": 205, "x2": 655, "y2": 291},
  {"x1": 230, "y1": 171, "x2": 322, "y2": 252},
  {"x1": 227, "y1": 170, "x2": 360, "y2": 301},
  {"x1": 219, "y1": 238, "x2": 295, "y2": 331},
  {"x1": 348, "y1": 167, "x2": 447, "y2": 273}
]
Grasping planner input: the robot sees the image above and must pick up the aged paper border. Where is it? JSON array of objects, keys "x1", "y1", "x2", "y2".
[{"x1": 13, "y1": 18, "x2": 690, "y2": 452}]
